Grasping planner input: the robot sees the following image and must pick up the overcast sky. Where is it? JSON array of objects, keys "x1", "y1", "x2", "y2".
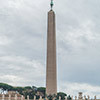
[{"x1": 0, "y1": 0, "x2": 100, "y2": 98}]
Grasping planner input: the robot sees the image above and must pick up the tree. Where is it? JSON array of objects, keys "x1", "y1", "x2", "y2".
[
  {"x1": 67, "y1": 95, "x2": 72, "y2": 100},
  {"x1": 47, "y1": 94, "x2": 56, "y2": 100},
  {"x1": 57, "y1": 92, "x2": 67, "y2": 100},
  {"x1": 0, "y1": 83, "x2": 14, "y2": 91},
  {"x1": 37, "y1": 87, "x2": 46, "y2": 97},
  {"x1": 37, "y1": 87, "x2": 46, "y2": 93},
  {"x1": 24, "y1": 86, "x2": 32, "y2": 90}
]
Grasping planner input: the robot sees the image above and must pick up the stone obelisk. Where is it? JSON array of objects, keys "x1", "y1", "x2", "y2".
[{"x1": 46, "y1": 0, "x2": 57, "y2": 96}]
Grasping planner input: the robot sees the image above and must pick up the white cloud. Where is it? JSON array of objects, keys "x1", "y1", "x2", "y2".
[
  {"x1": 0, "y1": 56, "x2": 45, "y2": 86},
  {"x1": 0, "y1": 75, "x2": 23, "y2": 86},
  {"x1": 0, "y1": 35, "x2": 12, "y2": 45},
  {"x1": 58, "y1": 82, "x2": 100, "y2": 98}
]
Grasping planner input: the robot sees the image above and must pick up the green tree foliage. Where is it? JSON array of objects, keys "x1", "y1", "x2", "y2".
[
  {"x1": 37, "y1": 87, "x2": 46, "y2": 94},
  {"x1": 0, "y1": 83, "x2": 68, "y2": 99},
  {"x1": 47, "y1": 95, "x2": 53, "y2": 100},
  {"x1": 57, "y1": 92, "x2": 67, "y2": 100},
  {"x1": 24, "y1": 86, "x2": 32, "y2": 90},
  {"x1": 23, "y1": 90, "x2": 36, "y2": 99},
  {"x1": 67, "y1": 95, "x2": 72, "y2": 100},
  {"x1": 0, "y1": 83, "x2": 13, "y2": 91},
  {"x1": 14, "y1": 87, "x2": 25, "y2": 95}
]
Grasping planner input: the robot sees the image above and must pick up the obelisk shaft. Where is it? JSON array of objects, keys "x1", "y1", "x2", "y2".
[{"x1": 46, "y1": 10, "x2": 57, "y2": 95}]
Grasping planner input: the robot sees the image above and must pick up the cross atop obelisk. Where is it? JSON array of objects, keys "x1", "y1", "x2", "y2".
[
  {"x1": 50, "y1": 0, "x2": 54, "y2": 10},
  {"x1": 46, "y1": 0, "x2": 57, "y2": 96}
]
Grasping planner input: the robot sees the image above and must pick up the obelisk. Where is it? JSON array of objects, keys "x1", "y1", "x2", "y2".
[{"x1": 46, "y1": 0, "x2": 57, "y2": 96}]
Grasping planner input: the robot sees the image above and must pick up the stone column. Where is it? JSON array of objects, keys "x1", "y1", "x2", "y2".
[
  {"x1": 94, "y1": 96, "x2": 96, "y2": 100},
  {"x1": 53, "y1": 97, "x2": 56, "y2": 100},
  {"x1": 71, "y1": 96, "x2": 73, "y2": 100},
  {"x1": 15, "y1": 94, "x2": 17, "y2": 100},
  {"x1": 2, "y1": 94, "x2": 4, "y2": 100},
  {"x1": 21, "y1": 95, "x2": 24, "y2": 100},
  {"x1": 9, "y1": 94, "x2": 11, "y2": 100},
  {"x1": 27, "y1": 95, "x2": 29, "y2": 100},
  {"x1": 65, "y1": 96, "x2": 67, "y2": 100},
  {"x1": 45, "y1": 97, "x2": 48, "y2": 100},
  {"x1": 39, "y1": 96, "x2": 42, "y2": 100},
  {"x1": 59, "y1": 96, "x2": 61, "y2": 100},
  {"x1": 34, "y1": 95, "x2": 36, "y2": 100},
  {"x1": 84, "y1": 95, "x2": 86, "y2": 100},
  {"x1": 75, "y1": 96, "x2": 77, "y2": 100},
  {"x1": 87, "y1": 95, "x2": 89, "y2": 100}
]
